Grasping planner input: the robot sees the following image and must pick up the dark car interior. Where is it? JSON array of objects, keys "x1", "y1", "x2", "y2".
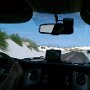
[{"x1": 0, "y1": 0, "x2": 90, "y2": 90}]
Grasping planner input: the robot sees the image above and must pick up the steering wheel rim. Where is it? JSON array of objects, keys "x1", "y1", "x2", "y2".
[
  {"x1": 0, "y1": 52, "x2": 14, "y2": 82},
  {"x1": 0, "y1": 52, "x2": 14, "y2": 65},
  {"x1": 0, "y1": 52, "x2": 24, "y2": 90}
]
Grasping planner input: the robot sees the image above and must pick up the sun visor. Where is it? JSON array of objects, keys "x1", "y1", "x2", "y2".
[
  {"x1": 0, "y1": 0, "x2": 33, "y2": 23},
  {"x1": 80, "y1": 0, "x2": 90, "y2": 25}
]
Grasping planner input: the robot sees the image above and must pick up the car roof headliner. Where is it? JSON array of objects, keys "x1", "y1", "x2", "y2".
[
  {"x1": 28, "y1": 0, "x2": 83, "y2": 14},
  {"x1": 0, "y1": 0, "x2": 90, "y2": 24}
]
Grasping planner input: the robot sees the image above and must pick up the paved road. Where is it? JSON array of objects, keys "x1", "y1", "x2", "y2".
[{"x1": 61, "y1": 51, "x2": 89, "y2": 63}]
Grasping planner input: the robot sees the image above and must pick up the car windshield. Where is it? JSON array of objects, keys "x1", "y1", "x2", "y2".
[{"x1": 0, "y1": 12, "x2": 90, "y2": 62}]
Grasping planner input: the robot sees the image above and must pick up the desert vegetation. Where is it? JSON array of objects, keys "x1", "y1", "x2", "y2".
[{"x1": 0, "y1": 30, "x2": 38, "y2": 51}]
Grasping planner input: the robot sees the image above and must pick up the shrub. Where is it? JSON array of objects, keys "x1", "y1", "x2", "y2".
[
  {"x1": 22, "y1": 38, "x2": 39, "y2": 51},
  {"x1": 0, "y1": 30, "x2": 8, "y2": 50},
  {"x1": 28, "y1": 40, "x2": 39, "y2": 51},
  {"x1": 9, "y1": 33, "x2": 23, "y2": 46}
]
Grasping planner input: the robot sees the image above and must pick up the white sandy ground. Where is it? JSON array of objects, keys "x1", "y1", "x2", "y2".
[
  {"x1": 0, "y1": 39, "x2": 45, "y2": 59},
  {"x1": 0, "y1": 39, "x2": 90, "y2": 61}
]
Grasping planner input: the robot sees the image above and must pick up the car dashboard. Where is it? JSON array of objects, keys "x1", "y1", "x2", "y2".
[
  {"x1": 0, "y1": 55, "x2": 90, "y2": 90},
  {"x1": 13, "y1": 58, "x2": 90, "y2": 90}
]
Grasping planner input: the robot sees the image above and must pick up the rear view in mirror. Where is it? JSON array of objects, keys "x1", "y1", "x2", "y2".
[{"x1": 39, "y1": 18, "x2": 74, "y2": 35}]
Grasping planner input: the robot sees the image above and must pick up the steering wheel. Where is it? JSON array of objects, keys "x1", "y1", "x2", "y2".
[
  {"x1": 0, "y1": 52, "x2": 14, "y2": 84},
  {"x1": 0, "y1": 52, "x2": 24, "y2": 90}
]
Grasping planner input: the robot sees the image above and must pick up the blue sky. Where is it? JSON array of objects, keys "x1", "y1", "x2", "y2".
[{"x1": 0, "y1": 12, "x2": 90, "y2": 47}]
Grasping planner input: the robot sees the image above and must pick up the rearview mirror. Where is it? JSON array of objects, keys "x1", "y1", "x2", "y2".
[{"x1": 39, "y1": 18, "x2": 74, "y2": 35}]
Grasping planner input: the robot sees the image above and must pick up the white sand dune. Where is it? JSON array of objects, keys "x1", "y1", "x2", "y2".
[
  {"x1": 1, "y1": 39, "x2": 90, "y2": 61},
  {"x1": 0, "y1": 39, "x2": 45, "y2": 59}
]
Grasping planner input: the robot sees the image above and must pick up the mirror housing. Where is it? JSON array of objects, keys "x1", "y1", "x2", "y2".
[{"x1": 39, "y1": 18, "x2": 74, "y2": 35}]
